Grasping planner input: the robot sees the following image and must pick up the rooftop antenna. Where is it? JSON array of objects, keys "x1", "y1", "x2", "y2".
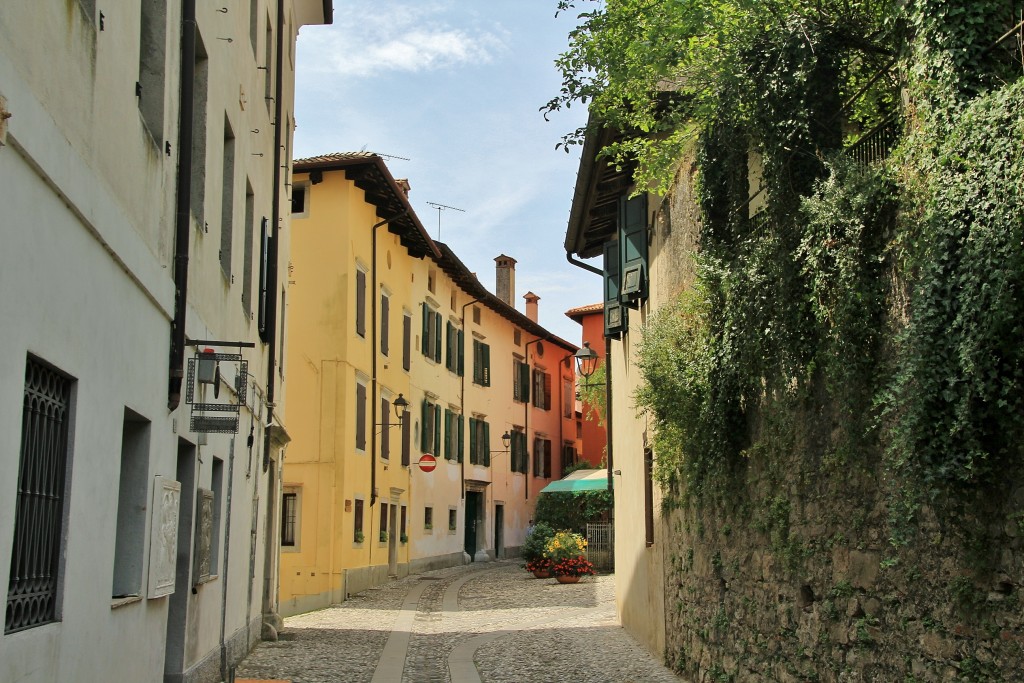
[
  {"x1": 425, "y1": 202, "x2": 465, "y2": 240},
  {"x1": 372, "y1": 152, "x2": 411, "y2": 162}
]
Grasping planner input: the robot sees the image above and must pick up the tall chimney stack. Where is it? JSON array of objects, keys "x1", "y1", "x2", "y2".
[
  {"x1": 494, "y1": 254, "x2": 517, "y2": 306},
  {"x1": 523, "y1": 291, "x2": 540, "y2": 323}
]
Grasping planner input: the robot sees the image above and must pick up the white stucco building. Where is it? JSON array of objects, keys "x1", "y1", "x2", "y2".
[{"x1": 0, "y1": 1, "x2": 331, "y2": 681}]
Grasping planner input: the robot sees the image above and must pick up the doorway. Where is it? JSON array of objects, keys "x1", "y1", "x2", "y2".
[
  {"x1": 387, "y1": 502, "x2": 398, "y2": 577},
  {"x1": 494, "y1": 504, "x2": 504, "y2": 559},
  {"x1": 464, "y1": 491, "x2": 482, "y2": 559},
  {"x1": 164, "y1": 439, "x2": 196, "y2": 679}
]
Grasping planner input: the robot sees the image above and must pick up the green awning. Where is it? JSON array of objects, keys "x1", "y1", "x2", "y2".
[{"x1": 539, "y1": 469, "x2": 611, "y2": 493}]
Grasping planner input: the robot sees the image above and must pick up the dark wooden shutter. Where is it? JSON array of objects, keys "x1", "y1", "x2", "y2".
[
  {"x1": 434, "y1": 313, "x2": 442, "y2": 363},
  {"x1": 380, "y1": 294, "x2": 390, "y2": 356},
  {"x1": 445, "y1": 322, "x2": 454, "y2": 371},
  {"x1": 468, "y1": 417, "x2": 477, "y2": 465},
  {"x1": 403, "y1": 313, "x2": 412, "y2": 371},
  {"x1": 543, "y1": 372, "x2": 552, "y2": 410},
  {"x1": 603, "y1": 241, "x2": 626, "y2": 337},
  {"x1": 421, "y1": 303, "x2": 429, "y2": 355},
  {"x1": 380, "y1": 398, "x2": 390, "y2": 460},
  {"x1": 533, "y1": 437, "x2": 541, "y2": 476},
  {"x1": 355, "y1": 383, "x2": 366, "y2": 450},
  {"x1": 483, "y1": 421, "x2": 491, "y2": 467},
  {"x1": 457, "y1": 413, "x2": 464, "y2": 463},
  {"x1": 619, "y1": 193, "x2": 649, "y2": 306},
  {"x1": 543, "y1": 440, "x2": 551, "y2": 478},
  {"x1": 457, "y1": 329, "x2": 464, "y2": 376},
  {"x1": 444, "y1": 409, "x2": 453, "y2": 460},
  {"x1": 433, "y1": 405, "x2": 441, "y2": 457},
  {"x1": 356, "y1": 270, "x2": 366, "y2": 337},
  {"x1": 420, "y1": 399, "x2": 429, "y2": 452},
  {"x1": 482, "y1": 344, "x2": 490, "y2": 386},
  {"x1": 401, "y1": 408, "x2": 411, "y2": 466}
]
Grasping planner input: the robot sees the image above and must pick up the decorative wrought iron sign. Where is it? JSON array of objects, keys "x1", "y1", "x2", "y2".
[{"x1": 185, "y1": 341, "x2": 253, "y2": 434}]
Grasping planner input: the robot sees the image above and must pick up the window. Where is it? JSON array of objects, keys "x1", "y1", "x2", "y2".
[
  {"x1": 513, "y1": 360, "x2": 529, "y2": 402},
  {"x1": 514, "y1": 329, "x2": 522, "y2": 346},
  {"x1": 242, "y1": 181, "x2": 255, "y2": 317},
  {"x1": 355, "y1": 268, "x2": 367, "y2": 338},
  {"x1": 445, "y1": 321, "x2": 464, "y2": 375},
  {"x1": 380, "y1": 292, "x2": 390, "y2": 356},
  {"x1": 421, "y1": 303, "x2": 441, "y2": 362},
  {"x1": 562, "y1": 378, "x2": 573, "y2": 418},
  {"x1": 420, "y1": 399, "x2": 441, "y2": 456},
  {"x1": 138, "y1": 0, "x2": 167, "y2": 143},
  {"x1": 402, "y1": 312, "x2": 412, "y2": 371},
  {"x1": 7, "y1": 357, "x2": 73, "y2": 634},
  {"x1": 401, "y1": 402, "x2": 411, "y2": 467},
  {"x1": 561, "y1": 442, "x2": 577, "y2": 472},
  {"x1": 290, "y1": 184, "x2": 309, "y2": 216},
  {"x1": 532, "y1": 369, "x2": 552, "y2": 410},
  {"x1": 472, "y1": 306, "x2": 481, "y2": 325},
  {"x1": 257, "y1": 217, "x2": 270, "y2": 340},
  {"x1": 424, "y1": 506, "x2": 433, "y2": 530},
  {"x1": 380, "y1": 397, "x2": 391, "y2": 460},
  {"x1": 448, "y1": 508, "x2": 457, "y2": 533},
  {"x1": 112, "y1": 409, "x2": 150, "y2": 599},
  {"x1": 400, "y1": 506, "x2": 407, "y2": 540},
  {"x1": 468, "y1": 417, "x2": 491, "y2": 466},
  {"x1": 533, "y1": 437, "x2": 552, "y2": 478},
  {"x1": 220, "y1": 117, "x2": 236, "y2": 279},
  {"x1": 281, "y1": 491, "x2": 298, "y2": 548},
  {"x1": 249, "y1": 0, "x2": 258, "y2": 56},
  {"x1": 443, "y1": 409, "x2": 464, "y2": 462},
  {"x1": 190, "y1": 32, "x2": 209, "y2": 226},
  {"x1": 644, "y1": 448, "x2": 654, "y2": 546},
  {"x1": 380, "y1": 503, "x2": 388, "y2": 542},
  {"x1": 427, "y1": 269, "x2": 436, "y2": 294},
  {"x1": 510, "y1": 429, "x2": 528, "y2": 474},
  {"x1": 472, "y1": 340, "x2": 490, "y2": 386},
  {"x1": 354, "y1": 498, "x2": 365, "y2": 541},
  {"x1": 355, "y1": 380, "x2": 367, "y2": 451}
]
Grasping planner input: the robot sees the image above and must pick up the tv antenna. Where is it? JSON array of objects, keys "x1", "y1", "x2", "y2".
[{"x1": 425, "y1": 202, "x2": 465, "y2": 240}]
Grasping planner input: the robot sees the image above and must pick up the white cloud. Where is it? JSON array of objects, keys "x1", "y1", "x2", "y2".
[{"x1": 300, "y1": 2, "x2": 507, "y2": 79}]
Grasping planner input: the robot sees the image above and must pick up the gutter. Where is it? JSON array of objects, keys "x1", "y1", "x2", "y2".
[{"x1": 168, "y1": 0, "x2": 197, "y2": 411}]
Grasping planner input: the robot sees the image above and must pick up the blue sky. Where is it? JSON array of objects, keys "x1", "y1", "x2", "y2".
[{"x1": 293, "y1": 1, "x2": 598, "y2": 345}]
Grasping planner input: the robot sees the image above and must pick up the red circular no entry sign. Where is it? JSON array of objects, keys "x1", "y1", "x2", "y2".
[{"x1": 418, "y1": 454, "x2": 437, "y2": 472}]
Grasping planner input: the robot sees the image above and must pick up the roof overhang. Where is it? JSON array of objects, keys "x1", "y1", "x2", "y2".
[
  {"x1": 295, "y1": 0, "x2": 333, "y2": 26},
  {"x1": 294, "y1": 154, "x2": 440, "y2": 261},
  {"x1": 564, "y1": 117, "x2": 635, "y2": 259}
]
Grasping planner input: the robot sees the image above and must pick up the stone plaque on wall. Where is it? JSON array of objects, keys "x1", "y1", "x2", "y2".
[
  {"x1": 193, "y1": 488, "x2": 214, "y2": 582},
  {"x1": 147, "y1": 475, "x2": 181, "y2": 599}
]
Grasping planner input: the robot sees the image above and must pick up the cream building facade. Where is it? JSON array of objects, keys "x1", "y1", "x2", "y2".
[
  {"x1": 0, "y1": 2, "x2": 330, "y2": 681},
  {"x1": 280, "y1": 153, "x2": 579, "y2": 616}
]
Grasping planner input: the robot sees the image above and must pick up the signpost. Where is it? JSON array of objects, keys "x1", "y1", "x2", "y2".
[{"x1": 418, "y1": 454, "x2": 437, "y2": 472}]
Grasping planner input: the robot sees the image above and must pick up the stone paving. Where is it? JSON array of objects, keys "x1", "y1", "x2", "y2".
[{"x1": 236, "y1": 560, "x2": 684, "y2": 683}]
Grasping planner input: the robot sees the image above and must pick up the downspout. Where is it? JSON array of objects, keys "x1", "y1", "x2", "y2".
[
  {"x1": 168, "y1": 0, "x2": 197, "y2": 411},
  {"x1": 262, "y1": 0, "x2": 286, "y2": 468},
  {"x1": 458, "y1": 298, "x2": 483, "y2": 499},
  {"x1": 562, "y1": 251, "x2": 612, "y2": 493},
  {"x1": 219, "y1": 437, "x2": 236, "y2": 680},
  {"x1": 370, "y1": 213, "x2": 408, "y2": 509}
]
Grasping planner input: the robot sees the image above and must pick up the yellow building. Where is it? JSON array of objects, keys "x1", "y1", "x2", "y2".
[{"x1": 280, "y1": 153, "x2": 578, "y2": 615}]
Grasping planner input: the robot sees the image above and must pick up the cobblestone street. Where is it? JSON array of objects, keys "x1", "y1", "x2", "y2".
[{"x1": 237, "y1": 561, "x2": 683, "y2": 683}]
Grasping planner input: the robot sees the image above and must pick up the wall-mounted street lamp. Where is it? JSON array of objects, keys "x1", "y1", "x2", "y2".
[
  {"x1": 376, "y1": 393, "x2": 409, "y2": 430},
  {"x1": 490, "y1": 431, "x2": 512, "y2": 454},
  {"x1": 575, "y1": 342, "x2": 600, "y2": 385}
]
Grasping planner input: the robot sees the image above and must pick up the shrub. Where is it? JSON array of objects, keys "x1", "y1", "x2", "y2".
[{"x1": 522, "y1": 522, "x2": 555, "y2": 563}]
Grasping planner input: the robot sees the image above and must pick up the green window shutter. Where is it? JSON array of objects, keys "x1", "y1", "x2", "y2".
[
  {"x1": 457, "y1": 414, "x2": 464, "y2": 463},
  {"x1": 421, "y1": 303, "x2": 430, "y2": 355},
  {"x1": 472, "y1": 341, "x2": 480, "y2": 384},
  {"x1": 468, "y1": 417, "x2": 477, "y2": 465},
  {"x1": 619, "y1": 193, "x2": 649, "y2": 306},
  {"x1": 401, "y1": 408, "x2": 411, "y2": 466},
  {"x1": 420, "y1": 399, "x2": 429, "y2": 452},
  {"x1": 434, "y1": 405, "x2": 441, "y2": 456},
  {"x1": 483, "y1": 421, "x2": 491, "y2": 467},
  {"x1": 434, "y1": 313, "x2": 442, "y2": 363},
  {"x1": 482, "y1": 344, "x2": 490, "y2": 386},
  {"x1": 603, "y1": 241, "x2": 626, "y2": 337},
  {"x1": 457, "y1": 329, "x2": 464, "y2": 376},
  {"x1": 444, "y1": 409, "x2": 452, "y2": 460}
]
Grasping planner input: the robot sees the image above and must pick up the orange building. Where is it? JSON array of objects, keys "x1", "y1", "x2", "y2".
[{"x1": 565, "y1": 303, "x2": 607, "y2": 467}]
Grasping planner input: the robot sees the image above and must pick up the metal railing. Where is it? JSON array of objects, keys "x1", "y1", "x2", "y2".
[
  {"x1": 847, "y1": 116, "x2": 900, "y2": 167},
  {"x1": 586, "y1": 522, "x2": 615, "y2": 572}
]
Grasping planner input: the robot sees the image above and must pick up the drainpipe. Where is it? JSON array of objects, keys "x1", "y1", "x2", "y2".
[
  {"x1": 261, "y1": 0, "x2": 286, "y2": 470},
  {"x1": 168, "y1": 0, "x2": 197, "y2": 411},
  {"x1": 562, "y1": 251, "x2": 612, "y2": 493},
  {"x1": 370, "y1": 213, "x2": 408, "y2": 509},
  {"x1": 458, "y1": 298, "x2": 482, "y2": 499},
  {"x1": 219, "y1": 436, "x2": 236, "y2": 680}
]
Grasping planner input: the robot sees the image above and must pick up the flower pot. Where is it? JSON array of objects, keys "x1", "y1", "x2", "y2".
[
  {"x1": 532, "y1": 569, "x2": 551, "y2": 579},
  {"x1": 556, "y1": 574, "x2": 580, "y2": 584}
]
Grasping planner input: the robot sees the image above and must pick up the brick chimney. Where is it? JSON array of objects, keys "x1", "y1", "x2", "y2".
[
  {"x1": 495, "y1": 254, "x2": 517, "y2": 306},
  {"x1": 523, "y1": 291, "x2": 540, "y2": 323}
]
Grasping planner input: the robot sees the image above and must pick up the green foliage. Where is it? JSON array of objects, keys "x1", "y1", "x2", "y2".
[
  {"x1": 534, "y1": 488, "x2": 613, "y2": 534},
  {"x1": 522, "y1": 522, "x2": 556, "y2": 563},
  {"x1": 578, "y1": 362, "x2": 607, "y2": 429},
  {"x1": 543, "y1": 529, "x2": 589, "y2": 562}
]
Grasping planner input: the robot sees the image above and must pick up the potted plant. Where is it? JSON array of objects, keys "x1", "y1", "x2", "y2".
[
  {"x1": 400, "y1": 533, "x2": 408, "y2": 544},
  {"x1": 380, "y1": 530, "x2": 389, "y2": 543},
  {"x1": 354, "y1": 530, "x2": 365, "y2": 544},
  {"x1": 544, "y1": 530, "x2": 594, "y2": 583},
  {"x1": 522, "y1": 522, "x2": 555, "y2": 577}
]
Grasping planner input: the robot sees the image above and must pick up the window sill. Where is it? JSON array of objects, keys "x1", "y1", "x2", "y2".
[{"x1": 110, "y1": 595, "x2": 143, "y2": 610}]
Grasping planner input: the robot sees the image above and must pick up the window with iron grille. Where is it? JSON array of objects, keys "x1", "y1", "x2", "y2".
[
  {"x1": 7, "y1": 357, "x2": 74, "y2": 634},
  {"x1": 281, "y1": 492, "x2": 298, "y2": 547}
]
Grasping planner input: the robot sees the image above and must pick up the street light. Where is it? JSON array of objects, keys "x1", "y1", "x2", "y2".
[
  {"x1": 376, "y1": 393, "x2": 408, "y2": 429},
  {"x1": 501, "y1": 430, "x2": 511, "y2": 450},
  {"x1": 574, "y1": 342, "x2": 599, "y2": 381}
]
